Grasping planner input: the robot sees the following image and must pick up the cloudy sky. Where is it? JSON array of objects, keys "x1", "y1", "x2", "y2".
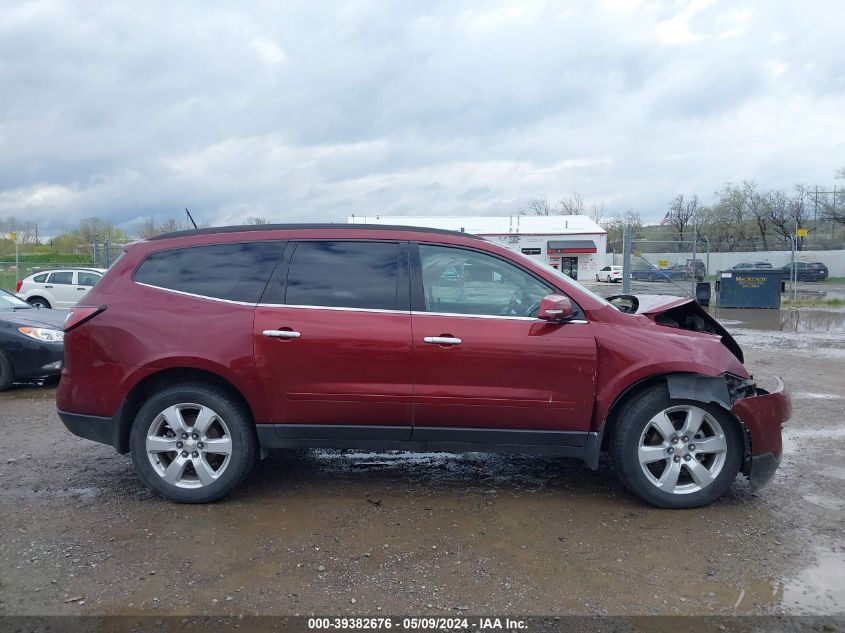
[{"x1": 1, "y1": 0, "x2": 843, "y2": 235}]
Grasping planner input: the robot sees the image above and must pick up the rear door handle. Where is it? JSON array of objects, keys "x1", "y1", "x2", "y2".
[
  {"x1": 263, "y1": 329, "x2": 301, "y2": 339},
  {"x1": 424, "y1": 336, "x2": 462, "y2": 345}
]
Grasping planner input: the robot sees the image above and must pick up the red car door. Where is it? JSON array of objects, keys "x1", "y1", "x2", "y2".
[
  {"x1": 410, "y1": 243, "x2": 597, "y2": 434},
  {"x1": 253, "y1": 240, "x2": 413, "y2": 436}
]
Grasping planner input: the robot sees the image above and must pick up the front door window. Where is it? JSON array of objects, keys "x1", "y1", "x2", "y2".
[
  {"x1": 561, "y1": 257, "x2": 578, "y2": 280},
  {"x1": 419, "y1": 244, "x2": 552, "y2": 317}
]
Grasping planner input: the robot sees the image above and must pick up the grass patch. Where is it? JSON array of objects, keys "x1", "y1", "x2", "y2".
[{"x1": 782, "y1": 297, "x2": 845, "y2": 308}]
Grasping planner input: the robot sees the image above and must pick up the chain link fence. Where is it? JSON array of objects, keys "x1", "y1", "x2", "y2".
[
  {"x1": 584, "y1": 227, "x2": 844, "y2": 300},
  {"x1": 0, "y1": 239, "x2": 127, "y2": 292}
]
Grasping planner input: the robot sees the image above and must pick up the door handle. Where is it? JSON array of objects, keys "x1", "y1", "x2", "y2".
[
  {"x1": 263, "y1": 329, "x2": 301, "y2": 339},
  {"x1": 45, "y1": 285, "x2": 53, "y2": 288},
  {"x1": 77, "y1": 287, "x2": 86, "y2": 290},
  {"x1": 424, "y1": 336, "x2": 462, "y2": 345}
]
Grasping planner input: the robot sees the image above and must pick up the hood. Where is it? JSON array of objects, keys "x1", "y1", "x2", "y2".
[
  {"x1": 607, "y1": 294, "x2": 743, "y2": 363},
  {"x1": 0, "y1": 307, "x2": 69, "y2": 330}
]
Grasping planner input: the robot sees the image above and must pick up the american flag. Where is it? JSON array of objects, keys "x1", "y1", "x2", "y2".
[{"x1": 659, "y1": 210, "x2": 672, "y2": 226}]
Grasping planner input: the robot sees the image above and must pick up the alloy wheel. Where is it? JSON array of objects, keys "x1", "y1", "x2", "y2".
[
  {"x1": 637, "y1": 405, "x2": 728, "y2": 495},
  {"x1": 146, "y1": 403, "x2": 233, "y2": 489}
]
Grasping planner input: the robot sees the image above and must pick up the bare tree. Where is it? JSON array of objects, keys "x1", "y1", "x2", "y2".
[
  {"x1": 557, "y1": 193, "x2": 585, "y2": 215},
  {"x1": 668, "y1": 194, "x2": 704, "y2": 247},
  {"x1": 137, "y1": 218, "x2": 160, "y2": 239},
  {"x1": 522, "y1": 198, "x2": 555, "y2": 216},
  {"x1": 741, "y1": 181, "x2": 772, "y2": 249},
  {"x1": 590, "y1": 202, "x2": 607, "y2": 224},
  {"x1": 245, "y1": 216, "x2": 269, "y2": 225},
  {"x1": 602, "y1": 209, "x2": 642, "y2": 253},
  {"x1": 769, "y1": 187, "x2": 811, "y2": 249},
  {"x1": 822, "y1": 166, "x2": 845, "y2": 224},
  {"x1": 159, "y1": 218, "x2": 181, "y2": 234}
]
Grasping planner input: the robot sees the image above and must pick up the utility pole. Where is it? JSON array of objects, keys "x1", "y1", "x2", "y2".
[
  {"x1": 13, "y1": 232, "x2": 19, "y2": 287},
  {"x1": 622, "y1": 224, "x2": 632, "y2": 293}
]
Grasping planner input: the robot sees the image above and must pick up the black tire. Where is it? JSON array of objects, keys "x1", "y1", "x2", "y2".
[
  {"x1": 129, "y1": 382, "x2": 258, "y2": 503},
  {"x1": 27, "y1": 297, "x2": 51, "y2": 309},
  {"x1": 0, "y1": 350, "x2": 14, "y2": 392},
  {"x1": 609, "y1": 384, "x2": 744, "y2": 509}
]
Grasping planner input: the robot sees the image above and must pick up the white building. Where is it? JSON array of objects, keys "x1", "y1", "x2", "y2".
[{"x1": 348, "y1": 215, "x2": 608, "y2": 281}]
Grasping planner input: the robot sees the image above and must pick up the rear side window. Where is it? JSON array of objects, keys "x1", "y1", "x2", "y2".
[
  {"x1": 283, "y1": 241, "x2": 399, "y2": 310},
  {"x1": 135, "y1": 242, "x2": 284, "y2": 303},
  {"x1": 33, "y1": 273, "x2": 48, "y2": 283},
  {"x1": 77, "y1": 272, "x2": 101, "y2": 286},
  {"x1": 48, "y1": 271, "x2": 73, "y2": 285}
]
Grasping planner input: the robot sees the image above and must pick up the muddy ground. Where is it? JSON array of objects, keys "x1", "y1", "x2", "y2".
[{"x1": 0, "y1": 307, "x2": 843, "y2": 618}]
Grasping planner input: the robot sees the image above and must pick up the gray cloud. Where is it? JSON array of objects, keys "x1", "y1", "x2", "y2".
[{"x1": 0, "y1": 0, "x2": 843, "y2": 235}]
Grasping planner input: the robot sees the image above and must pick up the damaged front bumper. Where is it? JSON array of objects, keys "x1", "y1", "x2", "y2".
[{"x1": 731, "y1": 377, "x2": 791, "y2": 491}]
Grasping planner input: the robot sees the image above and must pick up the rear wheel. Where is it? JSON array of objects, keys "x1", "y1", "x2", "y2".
[
  {"x1": 27, "y1": 297, "x2": 51, "y2": 309},
  {"x1": 0, "y1": 351, "x2": 14, "y2": 391},
  {"x1": 130, "y1": 383, "x2": 258, "y2": 503},
  {"x1": 609, "y1": 385, "x2": 743, "y2": 508}
]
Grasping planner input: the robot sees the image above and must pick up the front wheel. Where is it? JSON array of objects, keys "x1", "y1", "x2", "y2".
[
  {"x1": 609, "y1": 385, "x2": 744, "y2": 508},
  {"x1": 130, "y1": 383, "x2": 258, "y2": 503},
  {"x1": 27, "y1": 297, "x2": 51, "y2": 309}
]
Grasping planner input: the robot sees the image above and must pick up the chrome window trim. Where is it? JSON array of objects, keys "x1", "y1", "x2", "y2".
[
  {"x1": 134, "y1": 282, "x2": 258, "y2": 306},
  {"x1": 259, "y1": 303, "x2": 410, "y2": 315},
  {"x1": 413, "y1": 311, "x2": 588, "y2": 324},
  {"x1": 134, "y1": 283, "x2": 589, "y2": 323}
]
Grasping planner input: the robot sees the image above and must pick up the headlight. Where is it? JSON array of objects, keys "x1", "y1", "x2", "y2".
[{"x1": 18, "y1": 327, "x2": 64, "y2": 342}]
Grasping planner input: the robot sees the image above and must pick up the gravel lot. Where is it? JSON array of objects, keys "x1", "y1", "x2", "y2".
[{"x1": 0, "y1": 307, "x2": 843, "y2": 617}]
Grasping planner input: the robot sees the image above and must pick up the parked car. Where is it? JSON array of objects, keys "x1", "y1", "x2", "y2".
[
  {"x1": 730, "y1": 262, "x2": 773, "y2": 270},
  {"x1": 683, "y1": 259, "x2": 707, "y2": 281},
  {"x1": 57, "y1": 224, "x2": 790, "y2": 509},
  {"x1": 595, "y1": 266, "x2": 623, "y2": 283},
  {"x1": 631, "y1": 265, "x2": 685, "y2": 282},
  {"x1": 780, "y1": 261, "x2": 829, "y2": 282},
  {"x1": 0, "y1": 289, "x2": 65, "y2": 391},
  {"x1": 16, "y1": 267, "x2": 107, "y2": 309}
]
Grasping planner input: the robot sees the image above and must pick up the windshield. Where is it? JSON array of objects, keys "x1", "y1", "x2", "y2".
[
  {"x1": 508, "y1": 249, "x2": 617, "y2": 309},
  {"x1": 0, "y1": 289, "x2": 31, "y2": 310}
]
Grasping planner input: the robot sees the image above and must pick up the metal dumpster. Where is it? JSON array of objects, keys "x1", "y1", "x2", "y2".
[{"x1": 716, "y1": 269, "x2": 782, "y2": 309}]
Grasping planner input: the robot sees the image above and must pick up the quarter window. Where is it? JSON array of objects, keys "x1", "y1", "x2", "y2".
[
  {"x1": 283, "y1": 241, "x2": 399, "y2": 310},
  {"x1": 134, "y1": 242, "x2": 284, "y2": 303},
  {"x1": 48, "y1": 271, "x2": 73, "y2": 285},
  {"x1": 33, "y1": 273, "x2": 48, "y2": 283},
  {"x1": 418, "y1": 245, "x2": 553, "y2": 317}
]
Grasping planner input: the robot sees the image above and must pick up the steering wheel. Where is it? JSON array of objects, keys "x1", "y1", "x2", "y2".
[{"x1": 525, "y1": 300, "x2": 542, "y2": 318}]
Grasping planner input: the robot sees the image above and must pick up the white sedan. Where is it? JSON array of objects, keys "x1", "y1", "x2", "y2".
[
  {"x1": 15, "y1": 267, "x2": 107, "y2": 309},
  {"x1": 595, "y1": 265, "x2": 623, "y2": 283}
]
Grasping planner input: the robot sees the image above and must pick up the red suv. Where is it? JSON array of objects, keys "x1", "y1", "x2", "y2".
[{"x1": 57, "y1": 225, "x2": 790, "y2": 508}]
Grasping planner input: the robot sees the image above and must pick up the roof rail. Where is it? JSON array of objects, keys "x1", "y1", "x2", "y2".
[{"x1": 146, "y1": 223, "x2": 484, "y2": 241}]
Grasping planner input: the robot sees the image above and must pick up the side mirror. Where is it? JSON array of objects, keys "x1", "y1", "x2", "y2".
[{"x1": 537, "y1": 294, "x2": 574, "y2": 323}]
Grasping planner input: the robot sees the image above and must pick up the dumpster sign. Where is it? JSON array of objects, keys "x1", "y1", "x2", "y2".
[
  {"x1": 717, "y1": 269, "x2": 782, "y2": 309},
  {"x1": 736, "y1": 275, "x2": 767, "y2": 289}
]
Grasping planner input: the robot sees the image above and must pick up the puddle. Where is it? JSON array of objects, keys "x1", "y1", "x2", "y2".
[
  {"x1": 712, "y1": 307, "x2": 845, "y2": 334},
  {"x1": 781, "y1": 547, "x2": 845, "y2": 614},
  {"x1": 693, "y1": 545, "x2": 845, "y2": 614},
  {"x1": 710, "y1": 307, "x2": 845, "y2": 356}
]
